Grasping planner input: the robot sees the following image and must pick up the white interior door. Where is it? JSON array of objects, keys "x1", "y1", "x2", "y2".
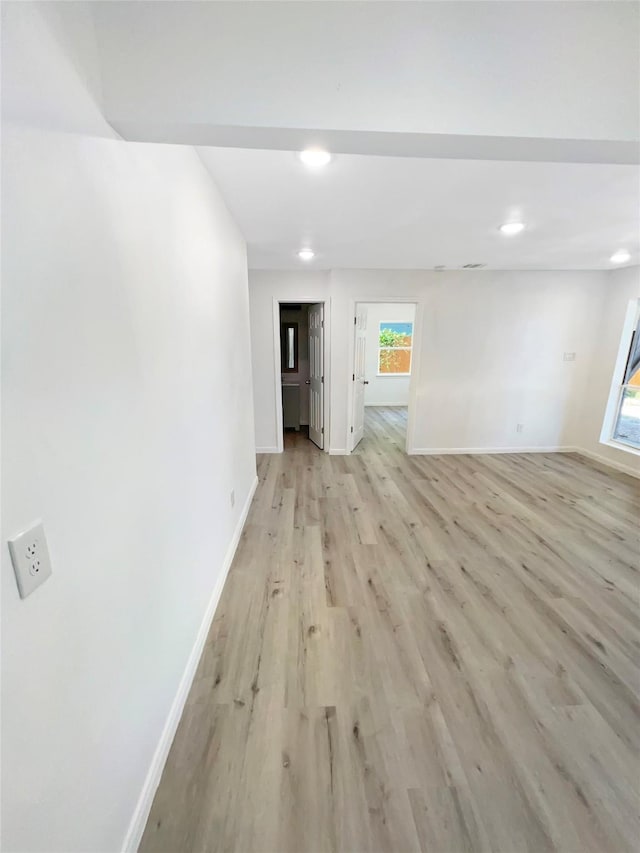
[
  {"x1": 351, "y1": 304, "x2": 368, "y2": 450},
  {"x1": 308, "y1": 303, "x2": 324, "y2": 449}
]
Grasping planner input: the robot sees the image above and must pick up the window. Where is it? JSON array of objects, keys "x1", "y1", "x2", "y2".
[
  {"x1": 280, "y1": 322, "x2": 298, "y2": 372},
  {"x1": 610, "y1": 309, "x2": 640, "y2": 450},
  {"x1": 378, "y1": 322, "x2": 413, "y2": 375}
]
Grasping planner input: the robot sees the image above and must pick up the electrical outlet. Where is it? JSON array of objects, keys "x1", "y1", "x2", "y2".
[
  {"x1": 516, "y1": 423, "x2": 524, "y2": 433},
  {"x1": 8, "y1": 521, "x2": 53, "y2": 599},
  {"x1": 563, "y1": 352, "x2": 576, "y2": 362},
  {"x1": 230, "y1": 490, "x2": 235, "y2": 508}
]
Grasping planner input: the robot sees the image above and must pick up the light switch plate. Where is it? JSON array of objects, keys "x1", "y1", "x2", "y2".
[{"x1": 8, "y1": 521, "x2": 53, "y2": 599}]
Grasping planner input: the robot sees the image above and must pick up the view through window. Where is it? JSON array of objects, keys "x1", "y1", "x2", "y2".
[
  {"x1": 612, "y1": 312, "x2": 640, "y2": 449},
  {"x1": 378, "y1": 322, "x2": 413, "y2": 375}
]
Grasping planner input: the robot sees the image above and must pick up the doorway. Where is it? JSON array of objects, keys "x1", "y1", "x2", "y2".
[
  {"x1": 350, "y1": 300, "x2": 418, "y2": 453},
  {"x1": 276, "y1": 301, "x2": 326, "y2": 451}
]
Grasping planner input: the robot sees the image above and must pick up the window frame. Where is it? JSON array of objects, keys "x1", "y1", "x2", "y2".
[
  {"x1": 377, "y1": 321, "x2": 413, "y2": 377},
  {"x1": 600, "y1": 299, "x2": 640, "y2": 455}
]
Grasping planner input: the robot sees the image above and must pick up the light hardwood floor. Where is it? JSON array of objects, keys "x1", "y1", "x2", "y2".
[{"x1": 140, "y1": 406, "x2": 640, "y2": 853}]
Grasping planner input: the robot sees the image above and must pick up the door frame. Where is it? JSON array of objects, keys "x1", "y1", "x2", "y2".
[
  {"x1": 347, "y1": 297, "x2": 423, "y2": 454},
  {"x1": 272, "y1": 297, "x2": 330, "y2": 453}
]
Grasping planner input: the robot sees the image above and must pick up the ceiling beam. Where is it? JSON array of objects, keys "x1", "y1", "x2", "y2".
[{"x1": 111, "y1": 121, "x2": 640, "y2": 166}]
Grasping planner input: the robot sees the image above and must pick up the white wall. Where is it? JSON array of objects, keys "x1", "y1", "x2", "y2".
[
  {"x1": 1, "y1": 5, "x2": 256, "y2": 852},
  {"x1": 575, "y1": 265, "x2": 640, "y2": 472},
  {"x1": 363, "y1": 303, "x2": 416, "y2": 406},
  {"x1": 330, "y1": 270, "x2": 604, "y2": 453},
  {"x1": 249, "y1": 268, "x2": 640, "y2": 472}
]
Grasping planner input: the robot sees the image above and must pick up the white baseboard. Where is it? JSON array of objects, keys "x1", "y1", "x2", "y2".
[
  {"x1": 571, "y1": 446, "x2": 640, "y2": 478},
  {"x1": 329, "y1": 448, "x2": 349, "y2": 455},
  {"x1": 364, "y1": 403, "x2": 408, "y2": 407},
  {"x1": 409, "y1": 445, "x2": 573, "y2": 456},
  {"x1": 407, "y1": 444, "x2": 640, "y2": 477},
  {"x1": 122, "y1": 474, "x2": 259, "y2": 853},
  {"x1": 256, "y1": 446, "x2": 280, "y2": 454}
]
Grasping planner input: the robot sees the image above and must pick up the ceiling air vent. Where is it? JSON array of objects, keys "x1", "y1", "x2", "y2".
[{"x1": 462, "y1": 263, "x2": 486, "y2": 269}]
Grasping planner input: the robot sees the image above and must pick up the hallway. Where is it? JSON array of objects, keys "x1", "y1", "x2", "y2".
[
  {"x1": 140, "y1": 412, "x2": 640, "y2": 853},
  {"x1": 3, "y1": 5, "x2": 639, "y2": 851}
]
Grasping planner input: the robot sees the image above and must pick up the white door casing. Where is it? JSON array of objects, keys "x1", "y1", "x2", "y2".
[
  {"x1": 351, "y1": 304, "x2": 368, "y2": 450},
  {"x1": 309, "y1": 303, "x2": 324, "y2": 449}
]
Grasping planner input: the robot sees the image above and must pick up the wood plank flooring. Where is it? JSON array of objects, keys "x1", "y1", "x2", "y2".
[{"x1": 140, "y1": 406, "x2": 640, "y2": 853}]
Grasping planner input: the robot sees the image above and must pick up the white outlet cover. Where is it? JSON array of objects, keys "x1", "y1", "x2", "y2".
[{"x1": 8, "y1": 521, "x2": 53, "y2": 599}]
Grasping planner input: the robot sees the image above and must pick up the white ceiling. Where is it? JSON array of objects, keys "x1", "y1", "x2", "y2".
[
  {"x1": 83, "y1": 0, "x2": 640, "y2": 271},
  {"x1": 93, "y1": 1, "x2": 639, "y2": 147},
  {"x1": 197, "y1": 148, "x2": 640, "y2": 270}
]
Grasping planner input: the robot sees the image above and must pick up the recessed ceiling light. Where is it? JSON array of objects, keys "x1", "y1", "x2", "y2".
[
  {"x1": 499, "y1": 222, "x2": 525, "y2": 236},
  {"x1": 298, "y1": 249, "x2": 315, "y2": 261},
  {"x1": 610, "y1": 249, "x2": 631, "y2": 264},
  {"x1": 299, "y1": 148, "x2": 332, "y2": 168}
]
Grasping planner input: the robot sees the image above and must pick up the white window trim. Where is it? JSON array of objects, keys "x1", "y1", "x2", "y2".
[{"x1": 600, "y1": 298, "x2": 640, "y2": 456}]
